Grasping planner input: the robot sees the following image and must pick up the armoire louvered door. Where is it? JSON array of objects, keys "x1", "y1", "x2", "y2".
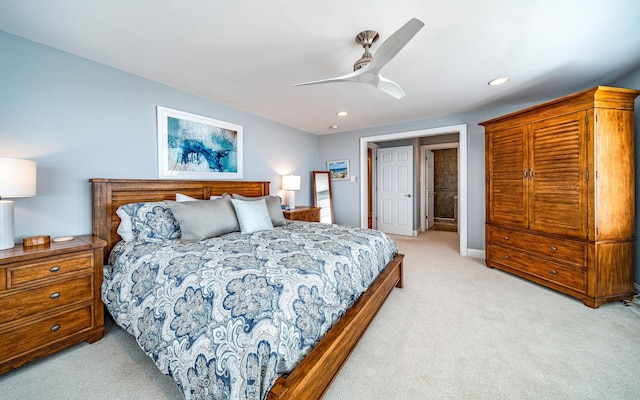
[
  {"x1": 486, "y1": 126, "x2": 528, "y2": 228},
  {"x1": 528, "y1": 112, "x2": 588, "y2": 238}
]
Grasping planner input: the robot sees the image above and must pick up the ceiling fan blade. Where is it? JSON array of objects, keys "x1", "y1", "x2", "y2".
[
  {"x1": 366, "y1": 18, "x2": 425, "y2": 73},
  {"x1": 376, "y1": 75, "x2": 406, "y2": 99},
  {"x1": 294, "y1": 69, "x2": 362, "y2": 86}
]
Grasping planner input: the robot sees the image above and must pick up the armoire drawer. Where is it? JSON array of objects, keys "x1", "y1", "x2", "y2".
[
  {"x1": 488, "y1": 226, "x2": 587, "y2": 267},
  {"x1": 488, "y1": 244, "x2": 586, "y2": 293}
]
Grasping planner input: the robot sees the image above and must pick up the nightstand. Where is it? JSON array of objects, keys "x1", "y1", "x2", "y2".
[
  {"x1": 283, "y1": 206, "x2": 321, "y2": 222},
  {"x1": 0, "y1": 235, "x2": 106, "y2": 374}
]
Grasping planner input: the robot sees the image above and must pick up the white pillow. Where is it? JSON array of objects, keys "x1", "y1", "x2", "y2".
[
  {"x1": 231, "y1": 198, "x2": 274, "y2": 234},
  {"x1": 115, "y1": 208, "x2": 135, "y2": 242},
  {"x1": 176, "y1": 193, "x2": 224, "y2": 202},
  {"x1": 176, "y1": 193, "x2": 198, "y2": 202}
]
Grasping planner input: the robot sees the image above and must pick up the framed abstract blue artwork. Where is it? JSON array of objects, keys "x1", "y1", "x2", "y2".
[{"x1": 157, "y1": 106, "x2": 243, "y2": 179}]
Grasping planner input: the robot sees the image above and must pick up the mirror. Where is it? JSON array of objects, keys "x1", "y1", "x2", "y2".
[{"x1": 312, "y1": 171, "x2": 334, "y2": 224}]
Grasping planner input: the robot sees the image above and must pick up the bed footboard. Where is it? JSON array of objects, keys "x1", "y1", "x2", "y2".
[{"x1": 267, "y1": 253, "x2": 404, "y2": 400}]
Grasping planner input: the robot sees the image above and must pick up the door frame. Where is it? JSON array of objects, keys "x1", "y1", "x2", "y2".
[
  {"x1": 359, "y1": 124, "x2": 468, "y2": 256},
  {"x1": 420, "y1": 143, "x2": 459, "y2": 232},
  {"x1": 368, "y1": 142, "x2": 378, "y2": 229}
]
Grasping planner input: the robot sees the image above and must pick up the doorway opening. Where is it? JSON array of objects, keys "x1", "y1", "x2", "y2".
[
  {"x1": 359, "y1": 124, "x2": 468, "y2": 256},
  {"x1": 421, "y1": 143, "x2": 459, "y2": 233}
]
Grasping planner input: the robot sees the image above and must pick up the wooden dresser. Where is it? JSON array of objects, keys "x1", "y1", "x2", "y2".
[
  {"x1": 481, "y1": 86, "x2": 639, "y2": 308},
  {"x1": 283, "y1": 206, "x2": 321, "y2": 222},
  {"x1": 0, "y1": 235, "x2": 106, "y2": 373}
]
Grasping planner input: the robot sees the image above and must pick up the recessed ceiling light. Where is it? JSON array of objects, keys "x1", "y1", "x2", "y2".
[
  {"x1": 330, "y1": 125, "x2": 339, "y2": 129},
  {"x1": 488, "y1": 77, "x2": 509, "y2": 86},
  {"x1": 336, "y1": 111, "x2": 348, "y2": 116}
]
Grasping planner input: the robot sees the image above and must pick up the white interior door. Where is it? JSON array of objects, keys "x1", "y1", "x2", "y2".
[
  {"x1": 426, "y1": 149, "x2": 435, "y2": 229},
  {"x1": 377, "y1": 145, "x2": 414, "y2": 236}
]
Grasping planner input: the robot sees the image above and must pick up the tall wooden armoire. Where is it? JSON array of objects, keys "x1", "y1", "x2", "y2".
[{"x1": 481, "y1": 86, "x2": 639, "y2": 308}]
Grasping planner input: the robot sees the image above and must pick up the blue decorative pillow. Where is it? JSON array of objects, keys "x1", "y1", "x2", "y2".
[
  {"x1": 231, "y1": 194, "x2": 286, "y2": 226},
  {"x1": 117, "y1": 201, "x2": 181, "y2": 242},
  {"x1": 230, "y1": 198, "x2": 274, "y2": 234}
]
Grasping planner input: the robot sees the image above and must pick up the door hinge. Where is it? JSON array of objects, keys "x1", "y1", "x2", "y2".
[{"x1": 585, "y1": 170, "x2": 589, "y2": 180}]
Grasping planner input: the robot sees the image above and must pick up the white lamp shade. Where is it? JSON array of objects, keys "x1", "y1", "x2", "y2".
[
  {"x1": 0, "y1": 157, "x2": 37, "y2": 198},
  {"x1": 282, "y1": 175, "x2": 301, "y2": 191},
  {"x1": 0, "y1": 157, "x2": 36, "y2": 250}
]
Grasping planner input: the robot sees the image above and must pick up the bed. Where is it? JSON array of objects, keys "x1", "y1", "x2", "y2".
[{"x1": 91, "y1": 178, "x2": 404, "y2": 400}]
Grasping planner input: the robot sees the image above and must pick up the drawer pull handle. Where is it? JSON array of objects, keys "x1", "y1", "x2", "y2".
[
  {"x1": 551, "y1": 270, "x2": 558, "y2": 274},
  {"x1": 550, "y1": 246, "x2": 557, "y2": 251},
  {"x1": 50, "y1": 292, "x2": 61, "y2": 299},
  {"x1": 51, "y1": 324, "x2": 61, "y2": 332},
  {"x1": 504, "y1": 255, "x2": 510, "y2": 259},
  {"x1": 50, "y1": 266, "x2": 60, "y2": 272},
  {"x1": 504, "y1": 236, "x2": 509, "y2": 240}
]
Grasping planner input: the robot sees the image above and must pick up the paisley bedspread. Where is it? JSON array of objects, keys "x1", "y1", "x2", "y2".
[{"x1": 102, "y1": 221, "x2": 398, "y2": 400}]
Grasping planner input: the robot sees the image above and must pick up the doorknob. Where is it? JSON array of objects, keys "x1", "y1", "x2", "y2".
[{"x1": 404, "y1": 194, "x2": 412, "y2": 197}]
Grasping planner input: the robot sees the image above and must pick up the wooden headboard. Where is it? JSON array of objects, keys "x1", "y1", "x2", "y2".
[{"x1": 90, "y1": 178, "x2": 270, "y2": 263}]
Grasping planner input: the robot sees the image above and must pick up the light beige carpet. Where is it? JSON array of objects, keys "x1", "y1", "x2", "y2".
[{"x1": 1, "y1": 231, "x2": 639, "y2": 399}]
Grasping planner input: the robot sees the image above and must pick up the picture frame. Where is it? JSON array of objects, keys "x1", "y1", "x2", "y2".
[
  {"x1": 157, "y1": 106, "x2": 243, "y2": 179},
  {"x1": 327, "y1": 159, "x2": 350, "y2": 181}
]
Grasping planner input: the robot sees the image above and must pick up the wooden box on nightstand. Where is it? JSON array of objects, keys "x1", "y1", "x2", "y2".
[
  {"x1": 0, "y1": 235, "x2": 106, "y2": 374},
  {"x1": 283, "y1": 206, "x2": 321, "y2": 222}
]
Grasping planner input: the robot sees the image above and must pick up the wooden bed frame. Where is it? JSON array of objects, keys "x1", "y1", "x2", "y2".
[{"x1": 90, "y1": 178, "x2": 404, "y2": 400}]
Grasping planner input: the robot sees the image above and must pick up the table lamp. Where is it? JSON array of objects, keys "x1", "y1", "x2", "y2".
[
  {"x1": 282, "y1": 175, "x2": 301, "y2": 209},
  {"x1": 0, "y1": 157, "x2": 37, "y2": 250}
]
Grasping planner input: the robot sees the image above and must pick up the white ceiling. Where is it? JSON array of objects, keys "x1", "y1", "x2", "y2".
[{"x1": 1, "y1": 0, "x2": 639, "y2": 135}]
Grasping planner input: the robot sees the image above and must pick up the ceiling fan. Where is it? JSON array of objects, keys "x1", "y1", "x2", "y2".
[{"x1": 294, "y1": 18, "x2": 425, "y2": 99}]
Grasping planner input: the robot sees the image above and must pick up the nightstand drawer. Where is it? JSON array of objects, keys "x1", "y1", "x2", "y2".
[
  {"x1": 283, "y1": 207, "x2": 321, "y2": 222},
  {"x1": 298, "y1": 209, "x2": 320, "y2": 222},
  {"x1": 0, "y1": 275, "x2": 93, "y2": 322},
  {"x1": 0, "y1": 306, "x2": 92, "y2": 363},
  {"x1": 7, "y1": 253, "x2": 93, "y2": 289}
]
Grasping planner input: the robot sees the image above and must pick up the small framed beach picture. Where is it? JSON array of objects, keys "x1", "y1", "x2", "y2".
[
  {"x1": 327, "y1": 159, "x2": 350, "y2": 181},
  {"x1": 157, "y1": 106, "x2": 243, "y2": 179}
]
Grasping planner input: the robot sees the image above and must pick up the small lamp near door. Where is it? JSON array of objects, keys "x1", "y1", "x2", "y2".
[
  {"x1": 282, "y1": 175, "x2": 301, "y2": 209},
  {"x1": 0, "y1": 157, "x2": 37, "y2": 250}
]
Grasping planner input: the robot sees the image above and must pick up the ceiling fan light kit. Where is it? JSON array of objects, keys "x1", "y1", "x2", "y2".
[{"x1": 294, "y1": 18, "x2": 425, "y2": 99}]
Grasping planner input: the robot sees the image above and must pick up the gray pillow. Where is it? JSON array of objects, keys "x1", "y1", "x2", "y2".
[
  {"x1": 231, "y1": 194, "x2": 286, "y2": 226},
  {"x1": 166, "y1": 198, "x2": 239, "y2": 241}
]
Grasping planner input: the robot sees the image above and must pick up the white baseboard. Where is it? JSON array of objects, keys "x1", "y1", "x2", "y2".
[{"x1": 467, "y1": 248, "x2": 485, "y2": 259}]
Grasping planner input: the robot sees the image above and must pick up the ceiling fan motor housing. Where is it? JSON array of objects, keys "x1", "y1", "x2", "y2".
[{"x1": 353, "y1": 30, "x2": 379, "y2": 71}]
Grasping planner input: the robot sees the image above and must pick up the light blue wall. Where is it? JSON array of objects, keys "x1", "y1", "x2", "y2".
[{"x1": 0, "y1": 31, "x2": 320, "y2": 240}]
